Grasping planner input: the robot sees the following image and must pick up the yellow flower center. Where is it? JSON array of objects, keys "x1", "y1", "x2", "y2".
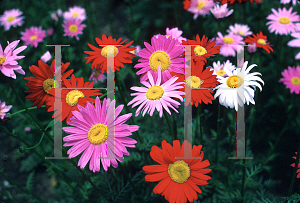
[
  {"x1": 7, "y1": 16, "x2": 15, "y2": 22},
  {"x1": 149, "y1": 51, "x2": 171, "y2": 71},
  {"x1": 43, "y1": 78, "x2": 55, "y2": 94},
  {"x1": 194, "y1": 45, "x2": 207, "y2": 56},
  {"x1": 238, "y1": 31, "x2": 244, "y2": 36},
  {"x1": 278, "y1": 17, "x2": 291, "y2": 24},
  {"x1": 0, "y1": 56, "x2": 6, "y2": 65},
  {"x1": 30, "y1": 35, "x2": 37, "y2": 41},
  {"x1": 72, "y1": 13, "x2": 79, "y2": 17},
  {"x1": 226, "y1": 75, "x2": 244, "y2": 88},
  {"x1": 197, "y1": 1, "x2": 206, "y2": 10},
  {"x1": 168, "y1": 160, "x2": 190, "y2": 184},
  {"x1": 65, "y1": 90, "x2": 84, "y2": 106},
  {"x1": 166, "y1": 35, "x2": 177, "y2": 40},
  {"x1": 185, "y1": 76, "x2": 203, "y2": 89},
  {"x1": 146, "y1": 85, "x2": 164, "y2": 100},
  {"x1": 223, "y1": 37, "x2": 234, "y2": 44},
  {"x1": 101, "y1": 45, "x2": 119, "y2": 57},
  {"x1": 291, "y1": 77, "x2": 300, "y2": 86},
  {"x1": 88, "y1": 124, "x2": 108, "y2": 145},
  {"x1": 94, "y1": 70, "x2": 100, "y2": 77},
  {"x1": 257, "y1": 39, "x2": 266, "y2": 45},
  {"x1": 216, "y1": 70, "x2": 226, "y2": 76},
  {"x1": 69, "y1": 25, "x2": 78, "y2": 33}
]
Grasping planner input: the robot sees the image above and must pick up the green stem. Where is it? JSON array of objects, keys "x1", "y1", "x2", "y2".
[
  {"x1": 163, "y1": 111, "x2": 175, "y2": 141},
  {"x1": 0, "y1": 190, "x2": 18, "y2": 203},
  {"x1": 198, "y1": 104, "x2": 203, "y2": 146},
  {"x1": 9, "y1": 105, "x2": 45, "y2": 117},
  {"x1": 216, "y1": 104, "x2": 221, "y2": 163},
  {"x1": 241, "y1": 158, "x2": 246, "y2": 203},
  {"x1": 173, "y1": 113, "x2": 178, "y2": 141}
]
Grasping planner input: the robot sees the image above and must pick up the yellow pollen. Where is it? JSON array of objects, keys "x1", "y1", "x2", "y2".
[
  {"x1": 257, "y1": 39, "x2": 266, "y2": 45},
  {"x1": 291, "y1": 77, "x2": 300, "y2": 86},
  {"x1": 149, "y1": 51, "x2": 171, "y2": 71},
  {"x1": 65, "y1": 90, "x2": 84, "y2": 106},
  {"x1": 43, "y1": 78, "x2": 55, "y2": 94},
  {"x1": 101, "y1": 45, "x2": 119, "y2": 57},
  {"x1": 168, "y1": 160, "x2": 190, "y2": 184},
  {"x1": 238, "y1": 31, "x2": 244, "y2": 36},
  {"x1": 185, "y1": 76, "x2": 203, "y2": 89},
  {"x1": 30, "y1": 35, "x2": 37, "y2": 41},
  {"x1": 7, "y1": 16, "x2": 15, "y2": 22},
  {"x1": 69, "y1": 25, "x2": 78, "y2": 33},
  {"x1": 223, "y1": 37, "x2": 234, "y2": 44},
  {"x1": 88, "y1": 124, "x2": 108, "y2": 145},
  {"x1": 194, "y1": 45, "x2": 207, "y2": 56},
  {"x1": 0, "y1": 56, "x2": 6, "y2": 65},
  {"x1": 216, "y1": 70, "x2": 226, "y2": 76},
  {"x1": 166, "y1": 35, "x2": 177, "y2": 40},
  {"x1": 146, "y1": 85, "x2": 164, "y2": 100},
  {"x1": 72, "y1": 13, "x2": 79, "y2": 17},
  {"x1": 226, "y1": 75, "x2": 244, "y2": 88},
  {"x1": 197, "y1": 1, "x2": 206, "y2": 10},
  {"x1": 278, "y1": 17, "x2": 291, "y2": 24}
]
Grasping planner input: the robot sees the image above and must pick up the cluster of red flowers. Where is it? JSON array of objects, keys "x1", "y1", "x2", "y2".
[{"x1": 214, "y1": 0, "x2": 263, "y2": 4}]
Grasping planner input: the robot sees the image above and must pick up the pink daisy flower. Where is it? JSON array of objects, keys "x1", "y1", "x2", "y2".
[
  {"x1": 266, "y1": 7, "x2": 300, "y2": 36},
  {"x1": 41, "y1": 51, "x2": 52, "y2": 63},
  {"x1": 21, "y1": 26, "x2": 46, "y2": 48},
  {"x1": 47, "y1": 28, "x2": 54, "y2": 36},
  {"x1": 128, "y1": 65, "x2": 185, "y2": 117},
  {"x1": 210, "y1": 3, "x2": 233, "y2": 19},
  {"x1": 215, "y1": 32, "x2": 245, "y2": 57},
  {"x1": 0, "y1": 40, "x2": 27, "y2": 79},
  {"x1": 210, "y1": 60, "x2": 236, "y2": 77},
  {"x1": 0, "y1": 100, "x2": 12, "y2": 120},
  {"x1": 0, "y1": 9, "x2": 24, "y2": 31},
  {"x1": 227, "y1": 23, "x2": 253, "y2": 37},
  {"x1": 281, "y1": 0, "x2": 298, "y2": 5},
  {"x1": 62, "y1": 18, "x2": 86, "y2": 40},
  {"x1": 187, "y1": 0, "x2": 215, "y2": 19},
  {"x1": 63, "y1": 97, "x2": 139, "y2": 172},
  {"x1": 279, "y1": 66, "x2": 300, "y2": 94},
  {"x1": 89, "y1": 69, "x2": 106, "y2": 83},
  {"x1": 57, "y1": 9, "x2": 63, "y2": 17},
  {"x1": 63, "y1": 6, "x2": 86, "y2": 21},
  {"x1": 135, "y1": 34, "x2": 185, "y2": 83},
  {"x1": 294, "y1": 23, "x2": 300, "y2": 32},
  {"x1": 247, "y1": 42, "x2": 257, "y2": 53},
  {"x1": 25, "y1": 127, "x2": 31, "y2": 132},
  {"x1": 51, "y1": 12, "x2": 58, "y2": 22},
  {"x1": 287, "y1": 31, "x2": 300, "y2": 60},
  {"x1": 165, "y1": 27, "x2": 187, "y2": 43},
  {"x1": 129, "y1": 45, "x2": 142, "y2": 55}
]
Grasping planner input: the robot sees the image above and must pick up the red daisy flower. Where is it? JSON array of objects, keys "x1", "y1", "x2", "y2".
[
  {"x1": 47, "y1": 74, "x2": 102, "y2": 123},
  {"x1": 214, "y1": 0, "x2": 262, "y2": 4},
  {"x1": 24, "y1": 60, "x2": 73, "y2": 110},
  {"x1": 84, "y1": 34, "x2": 135, "y2": 74},
  {"x1": 183, "y1": 0, "x2": 191, "y2": 10},
  {"x1": 143, "y1": 140, "x2": 212, "y2": 203},
  {"x1": 244, "y1": 31, "x2": 273, "y2": 54}
]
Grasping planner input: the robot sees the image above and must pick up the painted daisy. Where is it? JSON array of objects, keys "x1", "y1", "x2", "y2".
[
  {"x1": 183, "y1": 0, "x2": 191, "y2": 10},
  {"x1": 247, "y1": 42, "x2": 257, "y2": 53},
  {"x1": 129, "y1": 45, "x2": 141, "y2": 56},
  {"x1": 279, "y1": 66, "x2": 300, "y2": 94},
  {"x1": 135, "y1": 34, "x2": 185, "y2": 83},
  {"x1": 214, "y1": 0, "x2": 262, "y2": 4},
  {"x1": 63, "y1": 6, "x2": 86, "y2": 21},
  {"x1": 20, "y1": 26, "x2": 46, "y2": 48},
  {"x1": 0, "y1": 9, "x2": 24, "y2": 31},
  {"x1": 166, "y1": 27, "x2": 187, "y2": 44},
  {"x1": 84, "y1": 34, "x2": 135, "y2": 74},
  {"x1": 291, "y1": 152, "x2": 300, "y2": 178},
  {"x1": 62, "y1": 18, "x2": 86, "y2": 40},
  {"x1": 244, "y1": 32, "x2": 273, "y2": 54},
  {"x1": 128, "y1": 65, "x2": 185, "y2": 117},
  {"x1": 227, "y1": 23, "x2": 253, "y2": 37},
  {"x1": 287, "y1": 31, "x2": 300, "y2": 60},
  {"x1": 143, "y1": 140, "x2": 212, "y2": 203},
  {"x1": 214, "y1": 61, "x2": 264, "y2": 111},
  {"x1": 210, "y1": 60, "x2": 236, "y2": 77},
  {"x1": 187, "y1": 0, "x2": 215, "y2": 19},
  {"x1": 210, "y1": 3, "x2": 234, "y2": 19},
  {"x1": 266, "y1": 7, "x2": 300, "y2": 36},
  {"x1": 281, "y1": 0, "x2": 298, "y2": 5},
  {"x1": 0, "y1": 100, "x2": 12, "y2": 120},
  {"x1": 215, "y1": 32, "x2": 245, "y2": 57},
  {"x1": 89, "y1": 69, "x2": 107, "y2": 83},
  {"x1": 0, "y1": 40, "x2": 27, "y2": 79}
]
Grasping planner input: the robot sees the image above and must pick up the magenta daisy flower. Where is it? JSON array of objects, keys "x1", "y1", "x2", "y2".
[
  {"x1": 0, "y1": 100, "x2": 12, "y2": 120},
  {"x1": 266, "y1": 7, "x2": 300, "y2": 36},
  {"x1": 166, "y1": 27, "x2": 187, "y2": 43},
  {"x1": 210, "y1": 60, "x2": 236, "y2": 77},
  {"x1": 62, "y1": 18, "x2": 86, "y2": 40},
  {"x1": 135, "y1": 34, "x2": 185, "y2": 83},
  {"x1": 227, "y1": 23, "x2": 253, "y2": 37},
  {"x1": 215, "y1": 32, "x2": 245, "y2": 57},
  {"x1": 0, "y1": 40, "x2": 27, "y2": 79},
  {"x1": 128, "y1": 66, "x2": 185, "y2": 117},
  {"x1": 187, "y1": 0, "x2": 215, "y2": 19},
  {"x1": 0, "y1": 9, "x2": 24, "y2": 31},
  {"x1": 279, "y1": 66, "x2": 300, "y2": 94},
  {"x1": 63, "y1": 6, "x2": 86, "y2": 21},
  {"x1": 287, "y1": 32, "x2": 300, "y2": 60},
  {"x1": 89, "y1": 69, "x2": 106, "y2": 83},
  {"x1": 63, "y1": 97, "x2": 139, "y2": 172},
  {"x1": 210, "y1": 3, "x2": 233, "y2": 19},
  {"x1": 21, "y1": 26, "x2": 46, "y2": 48}
]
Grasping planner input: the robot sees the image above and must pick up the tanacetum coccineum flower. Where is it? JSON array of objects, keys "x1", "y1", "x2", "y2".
[
  {"x1": 21, "y1": 26, "x2": 46, "y2": 48},
  {"x1": 47, "y1": 74, "x2": 102, "y2": 123},
  {"x1": 227, "y1": 23, "x2": 253, "y2": 37},
  {"x1": 210, "y1": 3, "x2": 233, "y2": 19},
  {"x1": 187, "y1": 0, "x2": 215, "y2": 19},
  {"x1": 210, "y1": 60, "x2": 236, "y2": 77},
  {"x1": 63, "y1": 6, "x2": 86, "y2": 21},
  {"x1": 84, "y1": 34, "x2": 135, "y2": 74},
  {"x1": 214, "y1": 0, "x2": 262, "y2": 4},
  {"x1": 0, "y1": 9, "x2": 24, "y2": 31},
  {"x1": 183, "y1": 0, "x2": 191, "y2": 10},
  {"x1": 0, "y1": 40, "x2": 27, "y2": 79},
  {"x1": 143, "y1": 140, "x2": 212, "y2": 203},
  {"x1": 244, "y1": 32, "x2": 274, "y2": 54},
  {"x1": 89, "y1": 69, "x2": 106, "y2": 83},
  {"x1": 215, "y1": 31, "x2": 245, "y2": 57},
  {"x1": 287, "y1": 31, "x2": 300, "y2": 60},
  {"x1": 63, "y1": 97, "x2": 138, "y2": 172},
  {"x1": 281, "y1": 0, "x2": 298, "y2": 6},
  {"x1": 24, "y1": 60, "x2": 74, "y2": 110},
  {"x1": 279, "y1": 66, "x2": 300, "y2": 94},
  {"x1": 291, "y1": 152, "x2": 300, "y2": 178},
  {"x1": 62, "y1": 18, "x2": 86, "y2": 40},
  {"x1": 0, "y1": 100, "x2": 12, "y2": 120}
]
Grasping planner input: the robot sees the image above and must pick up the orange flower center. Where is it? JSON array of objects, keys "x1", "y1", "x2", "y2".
[
  {"x1": 168, "y1": 160, "x2": 190, "y2": 183},
  {"x1": 149, "y1": 51, "x2": 171, "y2": 71},
  {"x1": 69, "y1": 25, "x2": 78, "y2": 33},
  {"x1": 185, "y1": 76, "x2": 203, "y2": 89},
  {"x1": 65, "y1": 90, "x2": 84, "y2": 106},
  {"x1": 257, "y1": 39, "x2": 266, "y2": 45},
  {"x1": 278, "y1": 17, "x2": 290, "y2": 24},
  {"x1": 223, "y1": 37, "x2": 234, "y2": 44},
  {"x1": 197, "y1": 1, "x2": 206, "y2": 10},
  {"x1": 43, "y1": 78, "x2": 55, "y2": 94},
  {"x1": 226, "y1": 75, "x2": 244, "y2": 88},
  {"x1": 0, "y1": 56, "x2": 6, "y2": 65},
  {"x1": 101, "y1": 45, "x2": 119, "y2": 57},
  {"x1": 7, "y1": 16, "x2": 15, "y2": 22},
  {"x1": 194, "y1": 45, "x2": 207, "y2": 56},
  {"x1": 146, "y1": 85, "x2": 164, "y2": 100},
  {"x1": 88, "y1": 124, "x2": 108, "y2": 145},
  {"x1": 216, "y1": 70, "x2": 226, "y2": 76},
  {"x1": 291, "y1": 77, "x2": 300, "y2": 86},
  {"x1": 30, "y1": 35, "x2": 37, "y2": 41}
]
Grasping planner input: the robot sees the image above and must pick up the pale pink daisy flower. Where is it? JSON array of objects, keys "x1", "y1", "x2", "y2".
[
  {"x1": 279, "y1": 66, "x2": 300, "y2": 94},
  {"x1": 63, "y1": 96, "x2": 139, "y2": 172},
  {"x1": 62, "y1": 18, "x2": 86, "y2": 40},
  {"x1": 280, "y1": 0, "x2": 298, "y2": 5},
  {"x1": 57, "y1": 9, "x2": 63, "y2": 17},
  {"x1": 0, "y1": 40, "x2": 27, "y2": 79},
  {"x1": 166, "y1": 27, "x2": 187, "y2": 43},
  {"x1": 135, "y1": 34, "x2": 185, "y2": 83},
  {"x1": 0, "y1": 9, "x2": 24, "y2": 31},
  {"x1": 0, "y1": 100, "x2": 12, "y2": 120},
  {"x1": 266, "y1": 7, "x2": 300, "y2": 36},
  {"x1": 294, "y1": 23, "x2": 300, "y2": 32},
  {"x1": 227, "y1": 24, "x2": 253, "y2": 37},
  {"x1": 287, "y1": 31, "x2": 300, "y2": 59},
  {"x1": 187, "y1": 0, "x2": 215, "y2": 19},
  {"x1": 247, "y1": 42, "x2": 257, "y2": 53},
  {"x1": 21, "y1": 26, "x2": 46, "y2": 48},
  {"x1": 41, "y1": 51, "x2": 52, "y2": 63},
  {"x1": 210, "y1": 3, "x2": 233, "y2": 19},
  {"x1": 215, "y1": 32, "x2": 245, "y2": 57},
  {"x1": 128, "y1": 65, "x2": 185, "y2": 117},
  {"x1": 50, "y1": 13, "x2": 58, "y2": 22},
  {"x1": 63, "y1": 6, "x2": 86, "y2": 21},
  {"x1": 25, "y1": 127, "x2": 31, "y2": 132},
  {"x1": 89, "y1": 69, "x2": 106, "y2": 83},
  {"x1": 210, "y1": 60, "x2": 236, "y2": 77}
]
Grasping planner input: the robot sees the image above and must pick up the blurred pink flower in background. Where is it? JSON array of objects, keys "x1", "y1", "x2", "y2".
[
  {"x1": 166, "y1": 27, "x2": 187, "y2": 43},
  {"x1": 210, "y1": 60, "x2": 236, "y2": 77},
  {"x1": 129, "y1": 45, "x2": 142, "y2": 55},
  {"x1": 287, "y1": 31, "x2": 300, "y2": 59},
  {"x1": 62, "y1": 18, "x2": 86, "y2": 40},
  {"x1": 237, "y1": 58, "x2": 244, "y2": 68},
  {"x1": 50, "y1": 13, "x2": 58, "y2": 22},
  {"x1": 0, "y1": 100, "x2": 12, "y2": 120},
  {"x1": 227, "y1": 23, "x2": 253, "y2": 37},
  {"x1": 210, "y1": 3, "x2": 233, "y2": 19},
  {"x1": 247, "y1": 42, "x2": 257, "y2": 53},
  {"x1": 215, "y1": 32, "x2": 245, "y2": 57},
  {"x1": 89, "y1": 69, "x2": 106, "y2": 83},
  {"x1": 21, "y1": 26, "x2": 46, "y2": 48},
  {"x1": 57, "y1": 9, "x2": 63, "y2": 17},
  {"x1": 187, "y1": 0, "x2": 215, "y2": 19},
  {"x1": 47, "y1": 28, "x2": 54, "y2": 36},
  {"x1": 25, "y1": 127, "x2": 31, "y2": 132},
  {"x1": 41, "y1": 51, "x2": 52, "y2": 63},
  {"x1": 279, "y1": 66, "x2": 300, "y2": 94},
  {"x1": 0, "y1": 9, "x2": 24, "y2": 31},
  {"x1": 280, "y1": 0, "x2": 298, "y2": 5},
  {"x1": 63, "y1": 6, "x2": 86, "y2": 21}
]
